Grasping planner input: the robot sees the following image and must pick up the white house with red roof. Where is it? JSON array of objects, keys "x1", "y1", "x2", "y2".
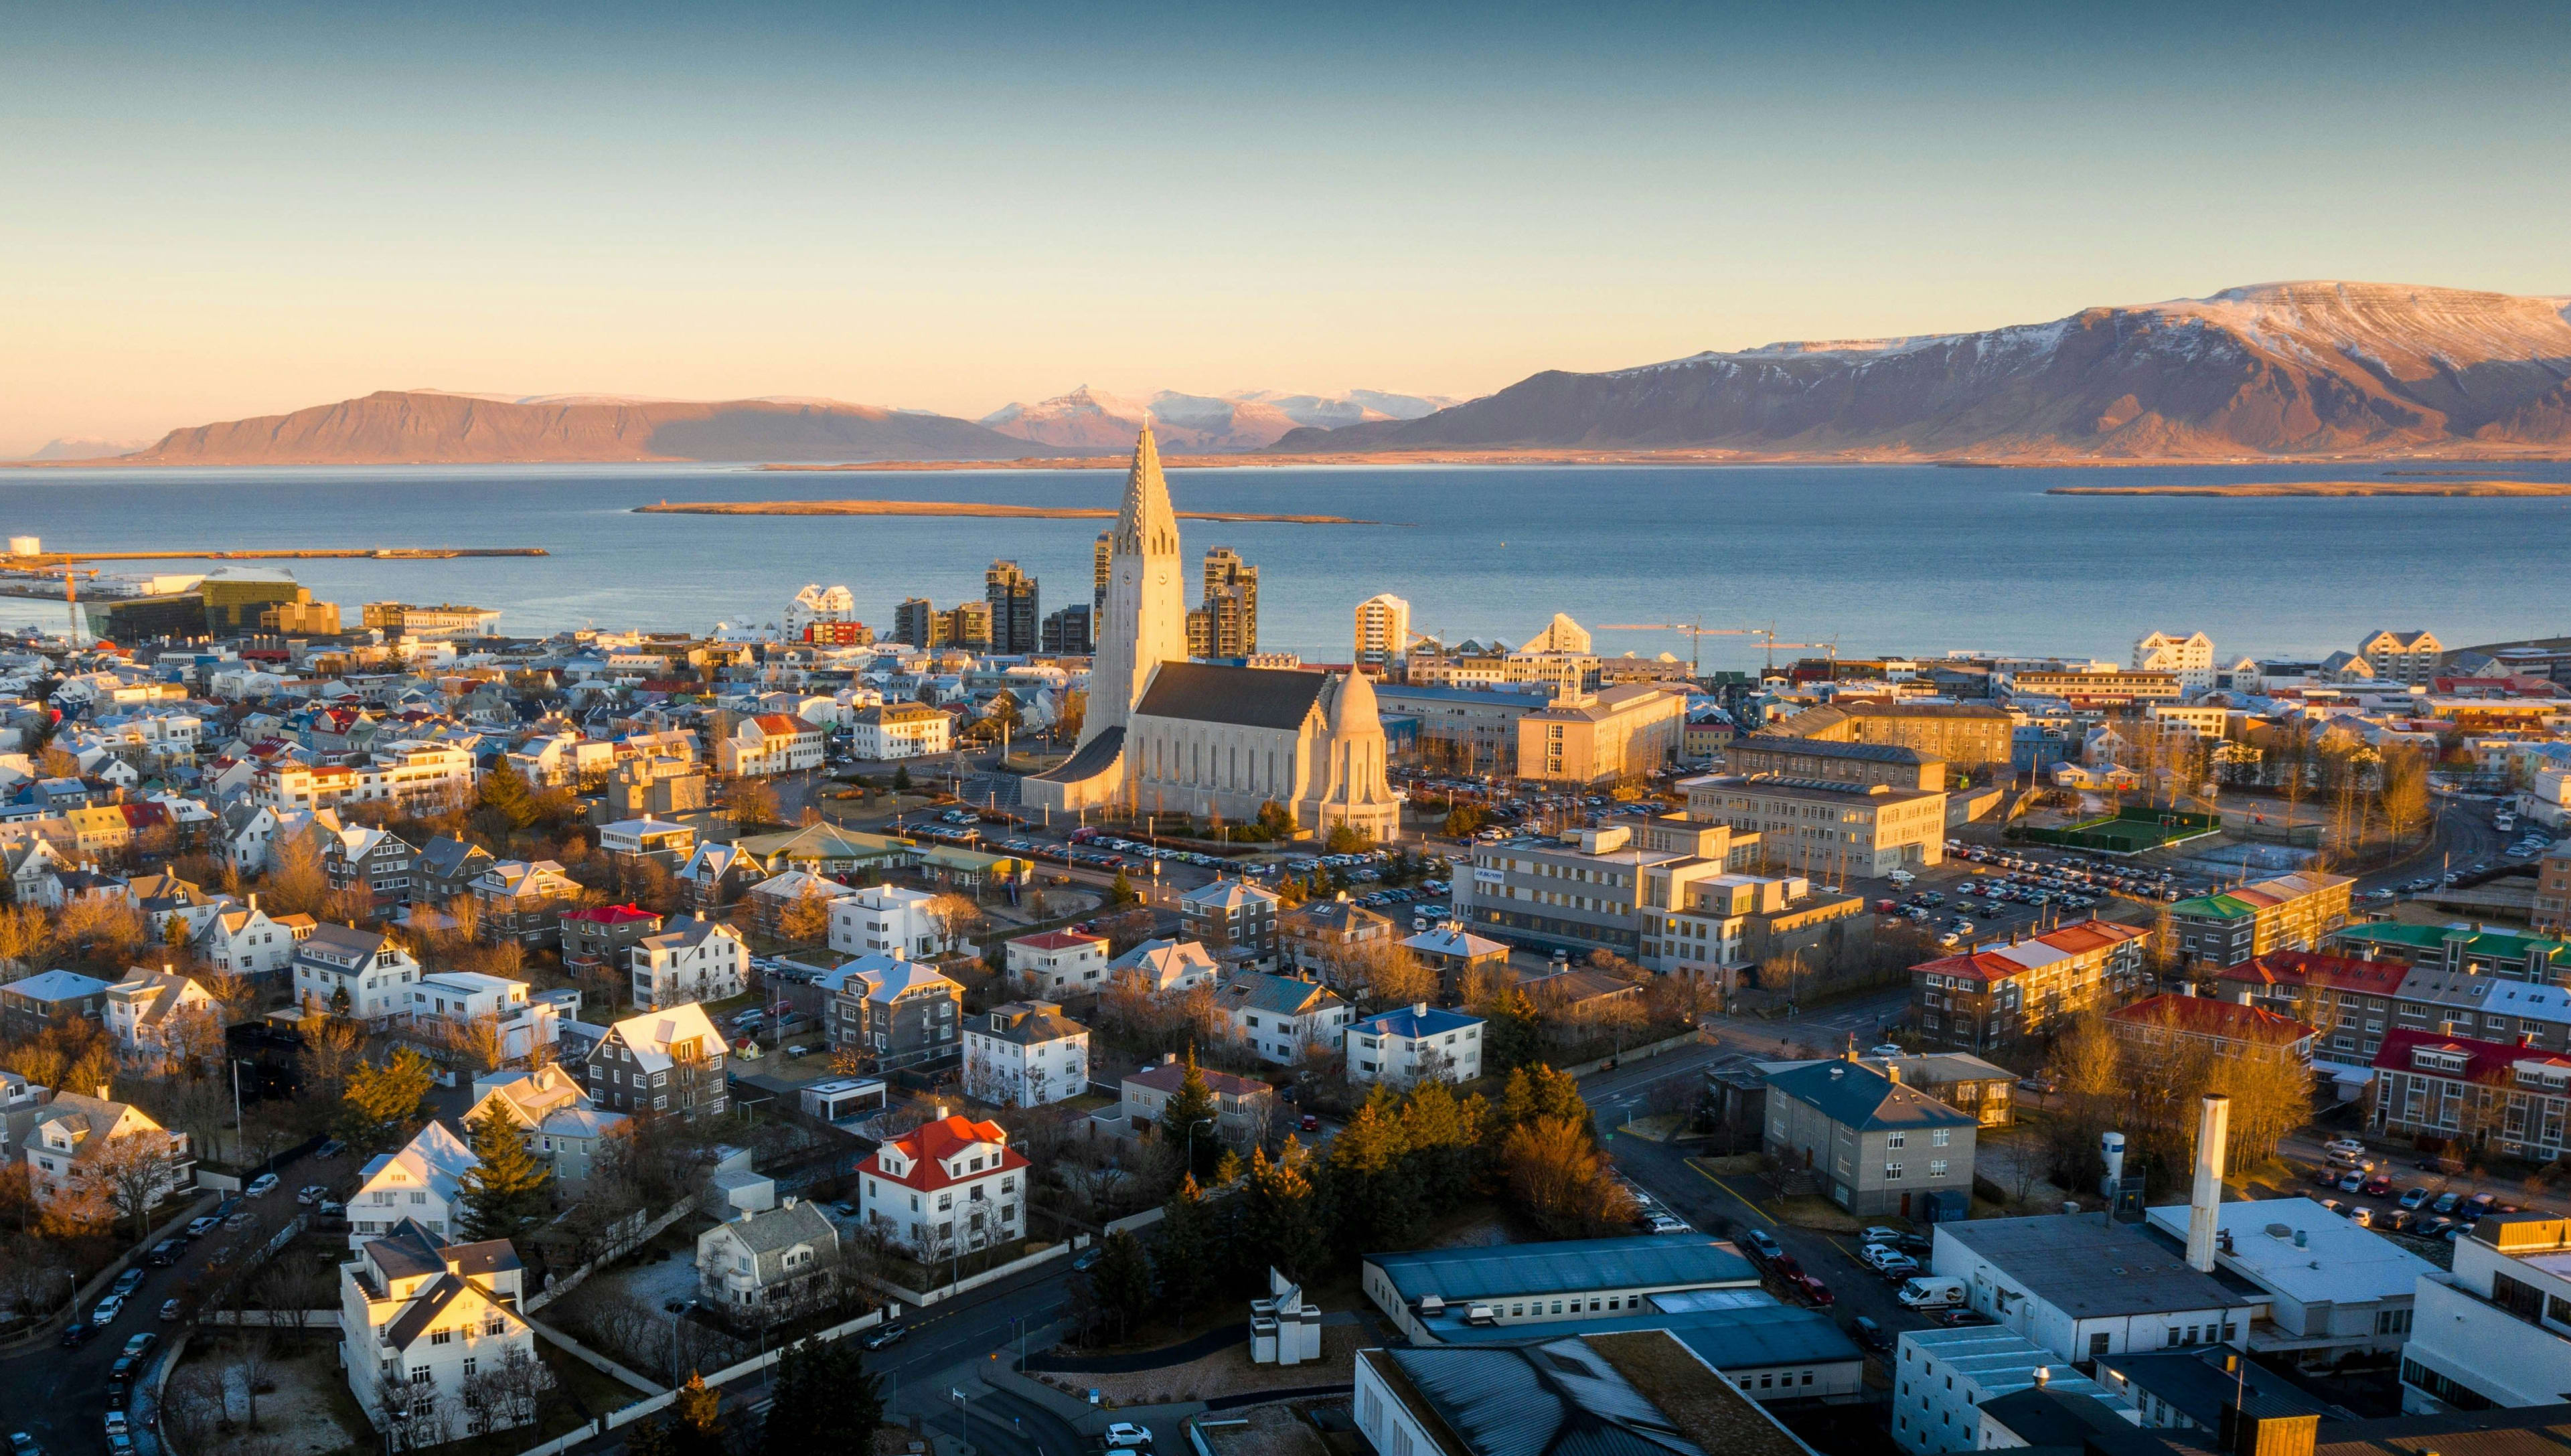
[
  {"x1": 1004, "y1": 929, "x2": 1109, "y2": 997},
  {"x1": 855, "y1": 1113, "x2": 1029, "y2": 1257},
  {"x1": 717, "y1": 714, "x2": 823, "y2": 777}
]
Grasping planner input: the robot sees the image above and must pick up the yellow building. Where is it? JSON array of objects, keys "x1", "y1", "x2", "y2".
[
  {"x1": 261, "y1": 599, "x2": 342, "y2": 635},
  {"x1": 199, "y1": 568, "x2": 313, "y2": 633},
  {"x1": 1516, "y1": 684, "x2": 1687, "y2": 785}
]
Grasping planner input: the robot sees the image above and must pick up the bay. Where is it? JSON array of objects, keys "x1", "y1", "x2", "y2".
[{"x1": 0, "y1": 461, "x2": 2563, "y2": 670}]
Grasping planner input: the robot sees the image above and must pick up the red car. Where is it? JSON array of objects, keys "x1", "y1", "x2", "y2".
[
  {"x1": 1791, "y1": 1275, "x2": 1833, "y2": 1308},
  {"x1": 2361, "y1": 1177, "x2": 2395, "y2": 1198},
  {"x1": 1770, "y1": 1252, "x2": 1804, "y2": 1281}
]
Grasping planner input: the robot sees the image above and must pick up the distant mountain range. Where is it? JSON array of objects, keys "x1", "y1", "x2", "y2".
[
  {"x1": 1271, "y1": 282, "x2": 2571, "y2": 459},
  {"x1": 980, "y1": 387, "x2": 1457, "y2": 451},
  {"x1": 81, "y1": 391, "x2": 1036, "y2": 465},
  {"x1": 22, "y1": 436, "x2": 153, "y2": 461}
]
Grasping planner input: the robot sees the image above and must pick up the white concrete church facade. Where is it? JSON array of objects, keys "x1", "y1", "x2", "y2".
[{"x1": 1023, "y1": 427, "x2": 1401, "y2": 842}]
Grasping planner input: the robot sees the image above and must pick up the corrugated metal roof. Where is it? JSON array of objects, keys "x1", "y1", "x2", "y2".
[
  {"x1": 1385, "y1": 1337, "x2": 1708, "y2": 1456},
  {"x1": 1370, "y1": 1236, "x2": 1759, "y2": 1302}
]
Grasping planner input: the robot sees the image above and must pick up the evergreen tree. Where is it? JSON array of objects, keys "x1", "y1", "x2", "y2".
[
  {"x1": 1083, "y1": 1229, "x2": 1156, "y2": 1343},
  {"x1": 1106, "y1": 870, "x2": 1141, "y2": 908},
  {"x1": 457, "y1": 1109, "x2": 554, "y2": 1242},
  {"x1": 477, "y1": 762, "x2": 542, "y2": 831},
  {"x1": 1151, "y1": 1175, "x2": 1215, "y2": 1312},
  {"x1": 892, "y1": 763, "x2": 912, "y2": 792},
  {"x1": 1478, "y1": 986, "x2": 1541, "y2": 1073},
  {"x1": 335, "y1": 1047, "x2": 437, "y2": 1151},
  {"x1": 1154, "y1": 1052, "x2": 1222, "y2": 1184},
  {"x1": 1324, "y1": 1088, "x2": 1419, "y2": 1258},
  {"x1": 759, "y1": 1336, "x2": 883, "y2": 1456},
  {"x1": 1395, "y1": 1080, "x2": 1488, "y2": 1214},
  {"x1": 1242, "y1": 1142, "x2": 1330, "y2": 1283}
]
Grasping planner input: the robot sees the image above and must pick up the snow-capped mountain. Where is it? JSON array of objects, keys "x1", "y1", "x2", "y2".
[
  {"x1": 1272, "y1": 282, "x2": 2571, "y2": 457},
  {"x1": 981, "y1": 387, "x2": 1462, "y2": 451}
]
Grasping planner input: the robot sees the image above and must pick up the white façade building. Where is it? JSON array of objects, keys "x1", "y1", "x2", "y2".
[
  {"x1": 828, "y1": 884, "x2": 943, "y2": 959},
  {"x1": 2402, "y1": 1212, "x2": 2571, "y2": 1412},
  {"x1": 630, "y1": 914, "x2": 749, "y2": 1009},
  {"x1": 961, "y1": 999, "x2": 1089, "y2": 1108},
  {"x1": 340, "y1": 1220, "x2": 542, "y2": 1439},
  {"x1": 349, "y1": 1121, "x2": 481, "y2": 1248},
  {"x1": 1345, "y1": 1003, "x2": 1483, "y2": 1088}
]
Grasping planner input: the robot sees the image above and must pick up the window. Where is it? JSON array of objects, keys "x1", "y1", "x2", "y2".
[
  {"x1": 1931, "y1": 1129, "x2": 1950, "y2": 1147},
  {"x1": 1887, "y1": 1133, "x2": 1905, "y2": 1149},
  {"x1": 431, "y1": 1330, "x2": 453, "y2": 1346},
  {"x1": 1884, "y1": 1162, "x2": 1904, "y2": 1181}
]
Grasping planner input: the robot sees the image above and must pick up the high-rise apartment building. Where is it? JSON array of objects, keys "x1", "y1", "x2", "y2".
[
  {"x1": 2358, "y1": 629, "x2": 2444, "y2": 685},
  {"x1": 894, "y1": 596, "x2": 937, "y2": 649},
  {"x1": 1200, "y1": 548, "x2": 1257, "y2": 658},
  {"x1": 1041, "y1": 604, "x2": 1093, "y2": 656},
  {"x1": 1354, "y1": 593, "x2": 1412, "y2": 671},
  {"x1": 943, "y1": 600, "x2": 993, "y2": 653},
  {"x1": 985, "y1": 560, "x2": 1040, "y2": 655},
  {"x1": 2132, "y1": 630, "x2": 2216, "y2": 692}
]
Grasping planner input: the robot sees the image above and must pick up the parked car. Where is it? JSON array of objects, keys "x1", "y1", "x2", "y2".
[
  {"x1": 7, "y1": 1432, "x2": 39, "y2": 1456},
  {"x1": 1788, "y1": 1274, "x2": 1833, "y2": 1308},
  {"x1": 1858, "y1": 1244, "x2": 1918, "y2": 1278},
  {"x1": 2469, "y1": 1193, "x2": 2499, "y2": 1215},
  {"x1": 184, "y1": 1216, "x2": 220, "y2": 1237},
  {"x1": 319, "y1": 1200, "x2": 345, "y2": 1219},
  {"x1": 1936, "y1": 1309, "x2": 1993, "y2": 1327},
  {"x1": 244, "y1": 1174, "x2": 279, "y2": 1198},
  {"x1": 2399, "y1": 1186, "x2": 2434, "y2": 1210},
  {"x1": 92, "y1": 1296, "x2": 123, "y2": 1325},
  {"x1": 315, "y1": 1139, "x2": 345, "y2": 1159},
  {"x1": 158, "y1": 1299, "x2": 182, "y2": 1323},
  {"x1": 145, "y1": 1239, "x2": 182, "y2": 1267},
  {"x1": 2336, "y1": 1171, "x2": 2366, "y2": 1193},
  {"x1": 295, "y1": 1185, "x2": 329, "y2": 1206},
  {"x1": 1851, "y1": 1316, "x2": 1890, "y2": 1352},
  {"x1": 1104, "y1": 1423, "x2": 1154, "y2": 1451},
  {"x1": 1742, "y1": 1228, "x2": 1784, "y2": 1263},
  {"x1": 2361, "y1": 1176, "x2": 2394, "y2": 1198},
  {"x1": 59, "y1": 1322, "x2": 92, "y2": 1349},
  {"x1": 860, "y1": 1324, "x2": 907, "y2": 1350},
  {"x1": 2434, "y1": 1192, "x2": 2464, "y2": 1215}
]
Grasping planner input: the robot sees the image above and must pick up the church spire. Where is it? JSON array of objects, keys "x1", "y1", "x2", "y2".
[{"x1": 1115, "y1": 421, "x2": 1180, "y2": 558}]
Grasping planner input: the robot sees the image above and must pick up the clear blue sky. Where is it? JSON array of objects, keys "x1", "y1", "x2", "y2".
[{"x1": 4, "y1": 1, "x2": 2564, "y2": 452}]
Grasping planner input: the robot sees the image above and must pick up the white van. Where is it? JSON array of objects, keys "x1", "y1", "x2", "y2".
[{"x1": 1897, "y1": 1276, "x2": 1968, "y2": 1311}]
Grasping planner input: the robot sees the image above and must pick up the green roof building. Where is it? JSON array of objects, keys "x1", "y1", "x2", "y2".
[{"x1": 2328, "y1": 920, "x2": 2568, "y2": 983}]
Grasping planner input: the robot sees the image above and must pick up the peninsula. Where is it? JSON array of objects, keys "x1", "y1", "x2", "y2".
[
  {"x1": 2045, "y1": 480, "x2": 2571, "y2": 498},
  {"x1": 633, "y1": 499, "x2": 1383, "y2": 524}
]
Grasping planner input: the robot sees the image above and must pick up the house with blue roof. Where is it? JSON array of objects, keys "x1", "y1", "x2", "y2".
[{"x1": 1346, "y1": 1002, "x2": 1482, "y2": 1087}]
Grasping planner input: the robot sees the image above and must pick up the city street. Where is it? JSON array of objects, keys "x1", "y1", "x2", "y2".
[{"x1": 0, "y1": 1143, "x2": 335, "y2": 1456}]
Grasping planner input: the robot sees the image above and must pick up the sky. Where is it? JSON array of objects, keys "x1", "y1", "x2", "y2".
[{"x1": 5, "y1": 0, "x2": 2568, "y2": 455}]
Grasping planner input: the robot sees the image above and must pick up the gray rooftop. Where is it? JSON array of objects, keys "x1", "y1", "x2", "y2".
[
  {"x1": 1764, "y1": 1060, "x2": 1978, "y2": 1133},
  {"x1": 1377, "y1": 1338, "x2": 1709, "y2": 1456},
  {"x1": 1369, "y1": 1235, "x2": 1759, "y2": 1303},
  {"x1": 1134, "y1": 663, "x2": 1328, "y2": 731},
  {"x1": 1733, "y1": 737, "x2": 1934, "y2": 766},
  {"x1": 1935, "y1": 1214, "x2": 2257, "y2": 1319}
]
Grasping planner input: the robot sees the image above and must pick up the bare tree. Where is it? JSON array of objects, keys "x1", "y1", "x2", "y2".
[
  {"x1": 228, "y1": 1328, "x2": 277, "y2": 1431},
  {"x1": 74, "y1": 1126, "x2": 192, "y2": 1244}
]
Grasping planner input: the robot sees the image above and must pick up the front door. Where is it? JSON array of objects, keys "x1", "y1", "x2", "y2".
[{"x1": 1900, "y1": 1192, "x2": 1912, "y2": 1218}]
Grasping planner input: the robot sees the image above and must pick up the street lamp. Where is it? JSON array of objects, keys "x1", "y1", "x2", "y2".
[{"x1": 1184, "y1": 1115, "x2": 1216, "y2": 1182}]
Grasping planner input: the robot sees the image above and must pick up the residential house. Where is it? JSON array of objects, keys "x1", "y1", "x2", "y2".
[
  {"x1": 1281, "y1": 895, "x2": 1397, "y2": 985},
  {"x1": 193, "y1": 898, "x2": 311, "y2": 982},
  {"x1": 465, "y1": 1065, "x2": 627, "y2": 1186},
  {"x1": 675, "y1": 841, "x2": 758, "y2": 914},
  {"x1": 1346, "y1": 1003, "x2": 1484, "y2": 1087},
  {"x1": 1108, "y1": 938, "x2": 1222, "y2": 993},
  {"x1": 1764, "y1": 1057, "x2": 1978, "y2": 1218},
  {"x1": 717, "y1": 714, "x2": 823, "y2": 777},
  {"x1": 406, "y1": 971, "x2": 558, "y2": 1064},
  {"x1": 339, "y1": 1220, "x2": 539, "y2": 1436},
  {"x1": 1909, "y1": 920, "x2": 2153, "y2": 1056},
  {"x1": 1004, "y1": 929, "x2": 1109, "y2": 997},
  {"x1": 2165, "y1": 872, "x2": 2354, "y2": 971},
  {"x1": 293, "y1": 922, "x2": 420, "y2": 1023},
  {"x1": 828, "y1": 955, "x2": 963, "y2": 1070},
  {"x1": 1401, "y1": 922, "x2": 1510, "y2": 999},
  {"x1": 8, "y1": 1090, "x2": 193, "y2": 1217},
  {"x1": 560, "y1": 903, "x2": 664, "y2": 975},
  {"x1": 961, "y1": 999, "x2": 1089, "y2": 1107},
  {"x1": 827, "y1": 884, "x2": 943, "y2": 959},
  {"x1": 2106, "y1": 995, "x2": 2315, "y2": 1071},
  {"x1": 1180, "y1": 879, "x2": 1280, "y2": 965},
  {"x1": 854, "y1": 1113, "x2": 1028, "y2": 1258},
  {"x1": 129, "y1": 872, "x2": 230, "y2": 940},
  {"x1": 631, "y1": 916, "x2": 749, "y2": 1010},
  {"x1": 326, "y1": 825, "x2": 416, "y2": 911},
  {"x1": 348, "y1": 1121, "x2": 481, "y2": 1247},
  {"x1": 1117, "y1": 1053, "x2": 1275, "y2": 1149},
  {"x1": 582, "y1": 1003, "x2": 729, "y2": 1119},
  {"x1": 411, "y1": 836, "x2": 496, "y2": 908},
  {"x1": 596, "y1": 817, "x2": 696, "y2": 878},
  {"x1": 742, "y1": 870, "x2": 857, "y2": 939},
  {"x1": 696, "y1": 1199, "x2": 840, "y2": 1327},
  {"x1": 0, "y1": 969, "x2": 112, "y2": 1040},
  {"x1": 1219, "y1": 971, "x2": 1352, "y2": 1066},
  {"x1": 471, "y1": 860, "x2": 580, "y2": 949},
  {"x1": 2358, "y1": 629, "x2": 2444, "y2": 686},
  {"x1": 104, "y1": 967, "x2": 218, "y2": 1058},
  {"x1": 3, "y1": 835, "x2": 68, "y2": 905}
]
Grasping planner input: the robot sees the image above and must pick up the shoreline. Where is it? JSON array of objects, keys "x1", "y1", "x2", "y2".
[
  {"x1": 631, "y1": 500, "x2": 1389, "y2": 524},
  {"x1": 2045, "y1": 480, "x2": 2571, "y2": 498}
]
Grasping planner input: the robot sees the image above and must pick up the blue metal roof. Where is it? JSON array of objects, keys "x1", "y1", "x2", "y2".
[
  {"x1": 1425, "y1": 1301, "x2": 1862, "y2": 1373},
  {"x1": 1369, "y1": 1235, "x2": 1759, "y2": 1302},
  {"x1": 1354, "y1": 1005, "x2": 1483, "y2": 1038}
]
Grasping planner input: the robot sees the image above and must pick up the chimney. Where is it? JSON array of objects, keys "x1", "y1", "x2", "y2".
[
  {"x1": 2031, "y1": 1366, "x2": 2049, "y2": 1388},
  {"x1": 2187, "y1": 1093, "x2": 2231, "y2": 1272},
  {"x1": 2100, "y1": 1131, "x2": 2126, "y2": 1204},
  {"x1": 96, "y1": 1084, "x2": 111, "y2": 1100},
  {"x1": 1413, "y1": 1001, "x2": 1429, "y2": 1018},
  {"x1": 1884, "y1": 1062, "x2": 1901, "y2": 1085}
]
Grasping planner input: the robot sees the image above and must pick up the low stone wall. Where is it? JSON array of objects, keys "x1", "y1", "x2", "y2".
[{"x1": 1556, "y1": 1027, "x2": 1709, "y2": 1080}]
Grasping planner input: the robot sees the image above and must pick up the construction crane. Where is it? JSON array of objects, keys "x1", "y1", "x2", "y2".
[{"x1": 1598, "y1": 620, "x2": 1839, "y2": 675}]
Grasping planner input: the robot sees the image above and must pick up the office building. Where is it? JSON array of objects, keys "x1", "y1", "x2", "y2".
[
  {"x1": 1727, "y1": 735, "x2": 1944, "y2": 791},
  {"x1": 1199, "y1": 547, "x2": 1257, "y2": 658},
  {"x1": 2405, "y1": 1212, "x2": 2571, "y2": 1410},
  {"x1": 1040, "y1": 604, "x2": 1093, "y2": 656},
  {"x1": 1758, "y1": 702, "x2": 2014, "y2": 774},
  {"x1": 1682, "y1": 774, "x2": 1947, "y2": 877},
  {"x1": 1518, "y1": 683, "x2": 1689, "y2": 784}
]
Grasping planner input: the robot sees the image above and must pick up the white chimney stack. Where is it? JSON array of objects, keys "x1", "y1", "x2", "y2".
[
  {"x1": 2186, "y1": 1093, "x2": 2230, "y2": 1273},
  {"x1": 2100, "y1": 1131, "x2": 2126, "y2": 1204}
]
